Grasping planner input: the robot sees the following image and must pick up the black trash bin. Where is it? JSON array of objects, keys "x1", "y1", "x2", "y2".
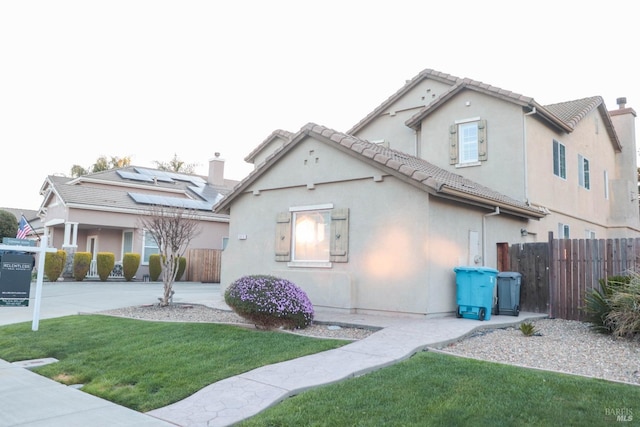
[{"x1": 496, "y1": 272, "x2": 521, "y2": 316}]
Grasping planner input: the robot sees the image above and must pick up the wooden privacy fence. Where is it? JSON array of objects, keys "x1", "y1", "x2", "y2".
[
  {"x1": 186, "y1": 249, "x2": 222, "y2": 283},
  {"x1": 511, "y1": 235, "x2": 640, "y2": 321}
]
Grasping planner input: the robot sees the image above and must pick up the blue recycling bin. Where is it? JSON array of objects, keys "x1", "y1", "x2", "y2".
[{"x1": 453, "y1": 266, "x2": 498, "y2": 321}]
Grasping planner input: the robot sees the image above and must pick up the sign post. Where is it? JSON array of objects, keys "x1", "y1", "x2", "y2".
[{"x1": 0, "y1": 235, "x2": 57, "y2": 331}]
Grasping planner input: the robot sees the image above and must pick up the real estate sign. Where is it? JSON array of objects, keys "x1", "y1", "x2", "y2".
[{"x1": 0, "y1": 253, "x2": 34, "y2": 306}]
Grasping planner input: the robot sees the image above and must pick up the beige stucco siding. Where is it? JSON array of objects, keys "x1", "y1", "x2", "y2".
[
  {"x1": 418, "y1": 90, "x2": 527, "y2": 202},
  {"x1": 221, "y1": 176, "x2": 434, "y2": 315},
  {"x1": 526, "y1": 110, "x2": 619, "y2": 238},
  {"x1": 220, "y1": 134, "x2": 532, "y2": 316},
  {"x1": 353, "y1": 79, "x2": 453, "y2": 155}
]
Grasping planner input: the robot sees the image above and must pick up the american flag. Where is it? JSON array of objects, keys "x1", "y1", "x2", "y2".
[{"x1": 16, "y1": 215, "x2": 34, "y2": 239}]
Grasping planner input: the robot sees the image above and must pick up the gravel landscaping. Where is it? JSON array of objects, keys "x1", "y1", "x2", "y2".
[
  {"x1": 98, "y1": 304, "x2": 640, "y2": 385},
  {"x1": 97, "y1": 303, "x2": 377, "y2": 341},
  {"x1": 435, "y1": 318, "x2": 640, "y2": 386}
]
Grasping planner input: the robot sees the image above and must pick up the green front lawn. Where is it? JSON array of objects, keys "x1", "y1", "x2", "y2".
[
  {"x1": 239, "y1": 351, "x2": 640, "y2": 426},
  {"x1": 0, "y1": 315, "x2": 347, "y2": 412},
  {"x1": 1, "y1": 315, "x2": 638, "y2": 426}
]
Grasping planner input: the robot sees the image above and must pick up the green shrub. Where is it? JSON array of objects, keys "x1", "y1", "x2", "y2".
[
  {"x1": 604, "y1": 276, "x2": 640, "y2": 338},
  {"x1": 149, "y1": 254, "x2": 162, "y2": 281},
  {"x1": 175, "y1": 256, "x2": 186, "y2": 281},
  {"x1": 45, "y1": 250, "x2": 66, "y2": 282},
  {"x1": 97, "y1": 252, "x2": 115, "y2": 282},
  {"x1": 73, "y1": 252, "x2": 92, "y2": 281},
  {"x1": 122, "y1": 253, "x2": 141, "y2": 282},
  {"x1": 519, "y1": 322, "x2": 537, "y2": 337},
  {"x1": 224, "y1": 275, "x2": 314, "y2": 330},
  {"x1": 583, "y1": 275, "x2": 631, "y2": 333}
]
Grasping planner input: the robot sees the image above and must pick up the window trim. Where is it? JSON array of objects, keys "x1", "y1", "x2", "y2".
[
  {"x1": 276, "y1": 205, "x2": 349, "y2": 266},
  {"x1": 558, "y1": 223, "x2": 570, "y2": 239},
  {"x1": 141, "y1": 230, "x2": 160, "y2": 266},
  {"x1": 553, "y1": 140, "x2": 566, "y2": 179},
  {"x1": 578, "y1": 154, "x2": 590, "y2": 189},
  {"x1": 290, "y1": 209, "x2": 332, "y2": 265},
  {"x1": 450, "y1": 118, "x2": 487, "y2": 166}
]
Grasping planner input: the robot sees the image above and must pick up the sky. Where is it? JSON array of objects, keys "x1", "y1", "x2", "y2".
[{"x1": 1, "y1": 1, "x2": 638, "y2": 210}]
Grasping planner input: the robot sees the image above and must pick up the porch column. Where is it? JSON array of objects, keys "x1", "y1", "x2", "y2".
[{"x1": 62, "y1": 222, "x2": 79, "y2": 249}]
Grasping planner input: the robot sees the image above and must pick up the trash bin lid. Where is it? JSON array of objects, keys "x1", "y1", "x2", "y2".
[
  {"x1": 497, "y1": 271, "x2": 522, "y2": 278},
  {"x1": 454, "y1": 266, "x2": 499, "y2": 274}
]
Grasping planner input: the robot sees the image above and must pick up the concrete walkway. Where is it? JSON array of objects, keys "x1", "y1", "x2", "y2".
[{"x1": 0, "y1": 281, "x2": 545, "y2": 427}]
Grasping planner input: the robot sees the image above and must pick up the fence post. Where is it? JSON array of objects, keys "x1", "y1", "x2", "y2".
[{"x1": 547, "y1": 231, "x2": 556, "y2": 318}]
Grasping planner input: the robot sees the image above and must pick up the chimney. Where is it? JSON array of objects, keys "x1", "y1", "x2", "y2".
[
  {"x1": 617, "y1": 97, "x2": 627, "y2": 109},
  {"x1": 208, "y1": 153, "x2": 225, "y2": 187}
]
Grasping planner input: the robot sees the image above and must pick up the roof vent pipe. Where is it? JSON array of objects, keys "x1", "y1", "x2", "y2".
[{"x1": 617, "y1": 97, "x2": 627, "y2": 109}]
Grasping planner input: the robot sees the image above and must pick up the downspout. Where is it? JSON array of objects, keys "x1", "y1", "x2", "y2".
[
  {"x1": 482, "y1": 207, "x2": 500, "y2": 266},
  {"x1": 523, "y1": 107, "x2": 537, "y2": 204}
]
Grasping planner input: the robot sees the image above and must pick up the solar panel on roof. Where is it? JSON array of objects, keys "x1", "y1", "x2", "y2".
[
  {"x1": 128, "y1": 192, "x2": 214, "y2": 211},
  {"x1": 117, "y1": 171, "x2": 154, "y2": 182}
]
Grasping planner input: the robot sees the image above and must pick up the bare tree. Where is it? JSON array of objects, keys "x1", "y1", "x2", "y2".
[{"x1": 138, "y1": 205, "x2": 201, "y2": 306}]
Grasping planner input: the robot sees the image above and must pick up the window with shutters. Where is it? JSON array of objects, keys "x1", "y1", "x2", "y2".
[
  {"x1": 449, "y1": 118, "x2": 487, "y2": 166},
  {"x1": 275, "y1": 204, "x2": 349, "y2": 267}
]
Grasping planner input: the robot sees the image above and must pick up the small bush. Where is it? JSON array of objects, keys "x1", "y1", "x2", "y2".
[
  {"x1": 149, "y1": 254, "x2": 162, "y2": 281},
  {"x1": 97, "y1": 252, "x2": 115, "y2": 281},
  {"x1": 73, "y1": 252, "x2": 92, "y2": 281},
  {"x1": 123, "y1": 253, "x2": 141, "y2": 282},
  {"x1": 583, "y1": 275, "x2": 631, "y2": 334},
  {"x1": 45, "y1": 250, "x2": 66, "y2": 282},
  {"x1": 519, "y1": 322, "x2": 537, "y2": 337},
  {"x1": 224, "y1": 275, "x2": 314, "y2": 330}
]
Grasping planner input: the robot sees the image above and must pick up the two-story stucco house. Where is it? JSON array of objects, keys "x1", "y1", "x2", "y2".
[
  {"x1": 39, "y1": 156, "x2": 236, "y2": 280},
  {"x1": 214, "y1": 68, "x2": 639, "y2": 317}
]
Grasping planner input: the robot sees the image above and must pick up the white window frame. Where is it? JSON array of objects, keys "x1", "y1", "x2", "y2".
[
  {"x1": 558, "y1": 223, "x2": 570, "y2": 239},
  {"x1": 553, "y1": 140, "x2": 566, "y2": 179},
  {"x1": 289, "y1": 203, "x2": 333, "y2": 268},
  {"x1": 585, "y1": 230, "x2": 596, "y2": 239},
  {"x1": 604, "y1": 170, "x2": 609, "y2": 199},
  {"x1": 142, "y1": 230, "x2": 160, "y2": 265},
  {"x1": 578, "y1": 154, "x2": 590, "y2": 189},
  {"x1": 456, "y1": 118, "x2": 480, "y2": 165}
]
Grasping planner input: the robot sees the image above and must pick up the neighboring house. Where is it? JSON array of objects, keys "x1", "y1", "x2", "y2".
[
  {"x1": 38, "y1": 156, "x2": 237, "y2": 280},
  {"x1": 214, "y1": 68, "x2": 639, "y2": 317}
]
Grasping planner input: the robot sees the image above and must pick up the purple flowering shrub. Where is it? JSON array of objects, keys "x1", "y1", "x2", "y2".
[{"x1": 224, "y1": 275, "x2": 314, "y2": 330}]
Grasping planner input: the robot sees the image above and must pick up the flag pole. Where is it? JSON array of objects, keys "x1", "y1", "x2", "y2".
[{"x1": 20, "y1": 214, "x2": 41, "y2": 242}]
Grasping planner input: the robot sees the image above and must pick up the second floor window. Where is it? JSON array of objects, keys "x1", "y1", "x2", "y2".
[
  {"x1": 578, "y1": 154, "x2": 590, "y2": 189},
  {"x1": 449, "y1": 119, "x2": 487, "y2": 166},
  {"x1": 553, "y1": 140, "x2": 566, "y2": 179}
]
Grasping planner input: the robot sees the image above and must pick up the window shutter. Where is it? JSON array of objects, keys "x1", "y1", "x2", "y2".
[
  {"x1": 275, "y1": 212, "x2": 291, "y2": 262},
  {"x1": 329, "y1": 208, "x2": 349, "y2": 262},
  {"x1": 449, "y1": 124, "x2": 458, "y2": 165},
  {"x1": 478, "y1": 119, "x2": 488, "y2": 161}
]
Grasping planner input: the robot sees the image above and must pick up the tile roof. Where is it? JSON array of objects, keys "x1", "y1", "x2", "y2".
[
  {"x1": 349, "y1": 68, "x2": 621, "y2": 149},
  {"x1": 214, "y1": 123, "x2": 546, "y2": 219},
  {"x1": 544, "y1": 97, "x2": 621, "y2": 150},
  {"x1": 244, "y1": 129, "x2": 294, "y2": 163},
  {"x1": 348, "y1": 69, "x2": 459, "y2": 134}
]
